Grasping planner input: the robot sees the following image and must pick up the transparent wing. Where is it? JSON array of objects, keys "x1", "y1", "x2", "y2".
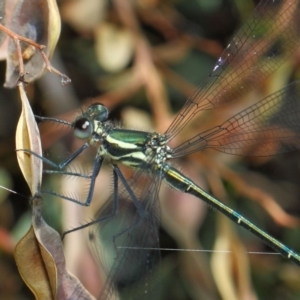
[
  {"x1": 166, "y1": 0, "x2": 300, "y2": 139},
  {"x1": 173, "y1": 80, "x2": 300, "y2": 157},
  {"x1": 89, "y1": 168, "x2": 162, "y2": 300}
]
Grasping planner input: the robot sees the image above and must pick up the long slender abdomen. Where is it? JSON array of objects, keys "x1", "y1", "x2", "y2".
[{"x1": 162, "y1": 164, "x2": 300, "y2": 265}]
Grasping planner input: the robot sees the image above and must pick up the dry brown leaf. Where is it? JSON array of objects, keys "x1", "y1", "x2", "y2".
[
  {"x1": 32, "y1": 196, "x2": 95, "y2": 300},
  {"x1": 15, "y1": 194, "x2": 96, "y2": 300},
  {"x1": 14, "y1": 223, "x2": 54, "y2": 299},
  {"x1": 16, "y1": 84, "x2": 42, "y2": 195},
  {"x1": 5, "y1": 0, "x2": 61, "y2": 87},
  {"x1": 14, "y1": 80, "x2": 93, "y2": 299}
]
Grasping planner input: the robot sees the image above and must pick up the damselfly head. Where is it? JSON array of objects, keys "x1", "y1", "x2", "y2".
[{"x1": 73, "y1": 103, "x2": 109, "y2": 139}]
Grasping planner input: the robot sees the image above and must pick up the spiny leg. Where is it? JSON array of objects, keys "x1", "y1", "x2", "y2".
[
  {"x1": 62, "y1": 165, "x2": 120, "y2": 238},
  {"x1": 18, "y1": 147, "x2": 104, "y2": 206}
]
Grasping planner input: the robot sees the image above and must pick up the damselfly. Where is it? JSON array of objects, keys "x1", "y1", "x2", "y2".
[{"x1": 28, "y1": 0, "x2": 300, "y2": 298}]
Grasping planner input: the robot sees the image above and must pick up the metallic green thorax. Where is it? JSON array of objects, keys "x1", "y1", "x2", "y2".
[{"x1": 97, "y1": 127, "x2": 173, "y2": 170}]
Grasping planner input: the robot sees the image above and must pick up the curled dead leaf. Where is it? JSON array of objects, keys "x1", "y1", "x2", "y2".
[
  {"x1": 15, "y1": 194, "x2": 95, "y2": 300},
  {"x1": 15, "y1": 224, "x2": 54, "y2": 299},
  {"x1": 5, "y1": 0, "x2": 61, "y2": 87},
  {"x1": 16, "y1": 84, "x2": 42, "y2": 195}
]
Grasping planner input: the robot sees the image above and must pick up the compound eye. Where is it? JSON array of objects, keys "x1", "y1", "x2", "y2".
[
  {"x1": 74, "y1": 117, "x2": 93, "y2": 139},
  {"x1": 89, "y1": 103, "x2": 109, "y2": 122}
]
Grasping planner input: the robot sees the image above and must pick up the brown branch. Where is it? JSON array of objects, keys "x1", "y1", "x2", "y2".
[{"x1": 0, "y1": 23, "x2": 71, "y2": 85}]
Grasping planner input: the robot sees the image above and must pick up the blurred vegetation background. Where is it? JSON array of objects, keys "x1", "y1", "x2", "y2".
[{"x1": 1, "y1": 0, "x2": 300, "y2": 299}]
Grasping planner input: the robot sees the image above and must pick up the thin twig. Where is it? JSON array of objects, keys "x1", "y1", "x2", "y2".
[{"x1": 0, "y1": 23, "x2": 71, "y2": 85}]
